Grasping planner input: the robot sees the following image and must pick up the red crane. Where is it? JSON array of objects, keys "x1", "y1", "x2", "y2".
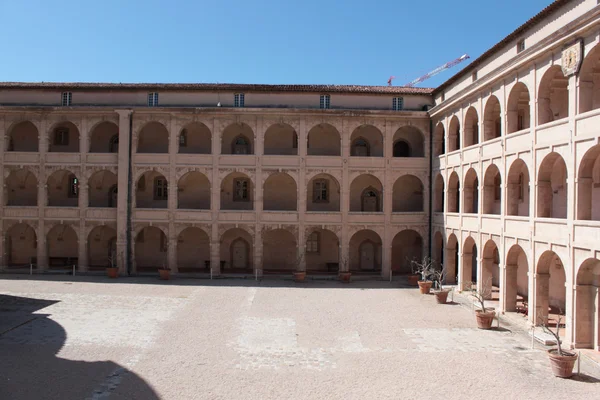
[{"x1": 388, "y1": 54, "x2": 470, "y2": 87}]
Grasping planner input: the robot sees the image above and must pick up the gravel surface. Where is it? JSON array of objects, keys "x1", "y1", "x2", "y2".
[{"x1": 1, "y1": 275, "x2": 599, "y2": 400}]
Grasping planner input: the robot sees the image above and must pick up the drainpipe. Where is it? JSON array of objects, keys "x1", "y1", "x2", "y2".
[
  {"x1": 126, "y1": 112, "x2": 133, "y2": 275},
  {"x1": 428, "y1": 113, "x2": 433, "y2": 260}
]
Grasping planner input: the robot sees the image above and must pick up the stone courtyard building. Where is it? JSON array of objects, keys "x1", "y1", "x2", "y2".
[{"x1": 1, "y1": 0, "x2": 599, "y2": 352}]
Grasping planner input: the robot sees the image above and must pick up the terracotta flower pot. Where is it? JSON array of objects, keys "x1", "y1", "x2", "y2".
[
  {"x1": 547, "y1": 349, "x2": 577, "y2": 378},
  {"x1": 159, "y1": 269, "x2": 170, "y2": 280},
  {"x1": 106, "y1": 267, "x2": 119, "y2": 279},
  {"x1": 433, "y1": 289, "x2": 450, "y2": 304},
  {"x1": 407, "y1": 274, "x2": 420, "y2": 286},
  {"x1": 339, "y1": 272, "x2": 351, "y2": 283},
  {"x1": 475, "y1": 309, "x2": 496, "y2": 329},
  {"x1": 418, "y1": 281, "x2": 432, "y2": 294},
  {"x1": 293, "y1": 271, "x2": 306, "y2": 282}
]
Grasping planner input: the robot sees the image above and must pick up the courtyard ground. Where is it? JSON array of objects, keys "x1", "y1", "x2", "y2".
[{"x1": 1, "y1": 274, "x2": 599, "y2": 400}]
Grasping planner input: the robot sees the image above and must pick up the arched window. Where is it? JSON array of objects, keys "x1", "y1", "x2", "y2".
[
  {"x1": 352, "y1": 138, "x2": 370, "y2": 156},
  {"x1": 232, "y1": 135, "x2": 250, "y2": 154},
  {"x1": 109, "y1": 134, "x2": 119, "y2": 153},
  {"x1": 361, "y1": 188, "x2": 379, "y2": 212},
  {"x1": 393, "y1": 140, "x2": 411, "y2": 157}
]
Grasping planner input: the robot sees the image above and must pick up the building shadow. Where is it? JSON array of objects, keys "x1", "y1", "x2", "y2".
[{"x1": 0, "y1": 294, "x2": 159, "y2": 400}]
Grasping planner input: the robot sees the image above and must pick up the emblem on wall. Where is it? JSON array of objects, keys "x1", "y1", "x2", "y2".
[{"x1": 561, "y1": 40, "x2": 583, "y2": 77}]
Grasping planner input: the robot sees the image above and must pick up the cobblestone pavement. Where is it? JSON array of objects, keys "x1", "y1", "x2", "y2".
[{"x1": 1, "y1": 275, "x2": 599, "y2": 399}]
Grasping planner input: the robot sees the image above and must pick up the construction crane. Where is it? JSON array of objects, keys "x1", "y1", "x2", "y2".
[{"x1": 387, "y1": 54, "x2": 470, "y2": 87}]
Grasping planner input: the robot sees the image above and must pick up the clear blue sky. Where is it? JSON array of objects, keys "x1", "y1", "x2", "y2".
[{"x1": 0, "y1": 0, "x2": 555, "y2": 88}]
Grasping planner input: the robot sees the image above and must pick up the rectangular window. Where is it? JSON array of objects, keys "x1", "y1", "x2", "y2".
[
  {"x1": 319, "y1": 94, "x2": 330, "y2": 109},
  {"x1": 472, "y1": 71, "x2": 478, "y2": 82},
  {"x1": 154, "y1": 178, "x2": 168, "y2": 200},
  {"x1": 54, "y1": 128, "x2": 69, "y2": 146},
  {"x1": 233, "y1": 178, "x2": 249, "y2": 201},
  {"x1": 148, "y1": 92, "x2": 159, "y2": 107},
  {"x1": 517, "y1": 39, "x2": 525, "y2": 53},
  {"x1": 234, "y1": 93, "x2": 245, "y2": 107},
  {"x1": 306, "y1": 232, "x2": 320, "y2": 253},
  {"x1": 313, "y1": 180, "x2": 328, "y2": 202},
  {"x1": 392, "y1": 97, "x2": 404, "y2": 111},
  {"x1": 61, "y1": 92, "x2": 72, "y2": 106},
  {"x1": 179, "y1": 130, "x2": 187, "y2": 147},
  {"x1": 68, "y1": 177, "x2": 78, "y2": 198}
]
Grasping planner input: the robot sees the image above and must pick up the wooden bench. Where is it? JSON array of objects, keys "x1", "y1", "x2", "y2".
[{"x1": 48, "y1": 257, "x2": 78, "y2": 268}]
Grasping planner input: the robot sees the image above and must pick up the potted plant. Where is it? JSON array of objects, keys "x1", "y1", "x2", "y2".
[
  {"x1": 430, "y1": 269, "x2": 451, "y2": 304},
  {"x1": 541, "y1": 314, "x2": 578, "y2": 378},
  {"x1": 411, "y1": 257, "x2": 434, "y2": 294},
  {"x1": 338, "y1": 256, "x2": 351, "y2": 283},
  {"x1": 159, "y1": 254, "x2": 170, "y2": 280},
  {"x1": 406, "y1": 257, "x2": 420, "y2": 286},
  {"x1": 470, "y1": 280, "x2": 495, "y2": 329},
  {"x1": 106, "y1": 251, "x2": 119, "y2": 279},
  {"x1": 293, "y1": 252, "x2": 306, "y2": 282}
]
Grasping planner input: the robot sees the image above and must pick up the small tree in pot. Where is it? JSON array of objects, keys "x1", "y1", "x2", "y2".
[
  {"x1": 158, "y1": 253, "x2": 170, "y2": 280},
  {"x1": 540, "y1": 313, "x2": 578, "y2": 378},
  {"x1": 106, "y1": 250, "x2": 119, "y2": 279},
  {"x1": 431, "y1": 268, "x2": 451, "y2": 304},
  {"x1": 406, "y1": 257, "x2": 420, "y2": 286},
  {"x1": 338, "y1": 255, "x2": 351, "y2": 283},
  {"x1": 469, "y1": 279, "x2": 495, "y2": 329},
  {"x1": 293, "y1": 252, "x2": 306, "y2": 282},
  {"x1": 411, "y1": 257, "x2": 435, "y2": 294}
]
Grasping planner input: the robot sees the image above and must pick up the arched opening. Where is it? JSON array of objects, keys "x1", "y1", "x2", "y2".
[
  {"x1": 575, "y1": 258, "x2": 600, "y2": 350},
  {"x1": 89, "y1": 122, "x2": 119, "y2": 153},
  {"x1": 507, "y1": 82, "x2": 531, "y2": 133},
  {"x1": 262, "y1": 229, "x2": 297, "y2": 273},
  {"x1": 537, "y1": 152, "x2": 567, "y2": 218},
  {"x1": 507, "y1": 159, "x2": 530, "y2": 216},
  {"x1": 461, "y1": 237, "x2": 478, "y2": 291},
  {"x1": 535, "y1": 251, "x2": 566, "y2": 329},
  {"x1": 448, "y1": 116, "x2": 460, "y2": 152},
  {"x1": 538, "y1": 65, "x2": 569, "y2": 125},
  {"x1": 221, "y1": 122, "x2": 254, "y2": 155},
  {"x1": 220, "y1": 172, "x2": 253, "y2": 210},
  {"x1": 7, "y1": 121, "x2": 38, "y2": 152},
  {"x1": 48, "y1": 121, "x2": 80, "y2": 153},
  {"x1": 463, "y1": 168, "x2": 479, "y2": 214},
  {"x1": 505, "y1": 245, "x2": 529, "y2": 315},
  {"x1": 305, "y1": 229, "x2": 339, "y2": 273},
  {"x1": 5, "y1": 223, "x2": 37, "y2": 267},
  {"x1": 307, "y1": 123, "x2": 341, "y2": 156},
  {"x1": 391, "y1": 230, "x2": 423, "y2": 273},
  {"x1": 264, "y1": 123, "x2": 298, "y2": 155},
  {"x1": 349, "y1": 230, "x2": 382, "y2": 273},
  {"x1": 579, "y1": 43, "x2": 600, "y2": 114},
  {"x1": 47, "y1": 224, "x2": 78, "y2": 269},
  {"x1": 178, "y1": 122, "x2": 211, "y2": 154},
  {"x1": 5, "y1": 169, "x2": 38, "y2": 206},
  {"x1": 350, "y1": 174, "x2": 383, "y2": 212},
  {"x1": 481, "y1": 240, "x2": 501, "y2": 305},
  {"x1": 307, "y1": 174, "x2": 340, "y2": 212},
  {"x1": 87, "y1": 226, "x2": 117, "y2": 269},
  {"x1": 483, "y1": 164, "x2": 501, "y2": 215},
  {"x1": 447, "y1": 172, "x2": 460, "y2": 212},
  {"x1": 177, "y1": 227, "x2": 210, "y2": 271},
  {"x1": 463, "y1": 107, "x2": 479, "y2": 147},
  {"x1": 393, "y1": 126, "x2": 424, "y2": 157},
  {"x1": 483, "y1": 95, "x2": 502, "y2": 141},
  {"x1": 177, "y1": 172, "x2": 210, "y2": 210},
  {"x1": 350, "y1": 125, "x2": 383, "y2": 157},
  {"x1": 88, "y1": 170, "x2": 118, "y2": 207},
  {"x1": 135, "y1": 226, "x2": 167, "y2": 271},
  {"x1": 137, "y1": 122, "x2": 168, "y2": 153},
  {"x1": 47, "y1": 170, "x2": 79, "y2": 207},
  {"x1": 392, "y1": 175, "x2": 423, "y2": 212},
  {"x1": 136, "y1": 171, "x2": 168, "y2": 209},
  {"x1": 434, "y1": 123, "x2": 445, "y2": 156},
  {"x1": 434, "y1": 174, "x2": 445, "y2": 213},
  {"x1": 577, "y1": 144, "x2": 600, "y2": 220},
  {"x1": 445, "y1": 234, "x2": 459, "y2": 284},
  {"x1": 263, "y1": 173, "x2": 297, "y2": 211},
  {"x1": 220, "y1": 228, "x2": 253, "y2": 272},
  {"x1": 433, "y1": 231, "x2": 444, "y2": 267}
]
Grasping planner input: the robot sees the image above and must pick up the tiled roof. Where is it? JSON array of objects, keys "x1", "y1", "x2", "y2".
[{"x1": 0, "y1": 82, "x2": 434, "y2": 95}]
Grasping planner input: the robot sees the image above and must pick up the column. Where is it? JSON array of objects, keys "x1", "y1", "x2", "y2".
[
  {"x1": 504, "y1": 264, "x2": 518, "y2": 311},
  {"x1": 36, "y1": 225, "x2": 47, "y2": 271},
  {"x1": 535, "y1": 273, "x2": 550, "y2": 325},
  {"x1": 78, "y1": 177, "x2": 88, "y2": 272},
  {"x1": 254, "y1": 228, "x2": 262, "y2": 276},
  {"x1": 115, "y1": 110, "x2": 132, "y2": 274},
  {"x1": 168, "y1": 236, "x2": 177, "y2": 273},
  {"x1": 210, "y1": 224, "x2": 220, "y2": 276}
]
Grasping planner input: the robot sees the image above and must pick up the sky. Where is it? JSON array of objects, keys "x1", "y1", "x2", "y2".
[{"x1": 0, "y1": 0, "x2": 556, "y2": 88}]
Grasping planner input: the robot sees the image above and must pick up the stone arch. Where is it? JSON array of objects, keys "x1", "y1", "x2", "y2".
[
  {"x1": 579, "y1": 43, "x2": 600, "y2": 114},
  {"x1": 507, "y1": 82, "x2": 531, "y2": 133},
  {"x1": 481, "y1": 239, "x2": 501, "y2": 302},
  {"x1": 535, "y1": 251, "x2": 566, "y2": 326},
  {"x1": 47, "y1": 169, "x2": 79, "y2": 207},
  {"x1": 7, "y1": 121, "x2": 38, "y2": 152},
  {"x1": 434, "y1": 174, "x2": 445, "y2": 213},
  {"x1": 483, "y1": 95, "x2": 502, "y2": 141},
  {"x1": 349, "y1": 229, "x2": 382, "y2": 272},
  {"x1": 463, "y1": 107, "x2": 479, "y2": 147},
  {"x1": 507, "y1": 159, "x2": 530, "y2": 216},
  {"x1": 577, "y1": 144, "x2": 600, "y2": 220},
  {"x1": 461, "y1": 236, "x2": 478, "y2": 290},
  {"x1": 89, "y1": 121, "x2": 119, "y2": 153},
  {"x1": 222, "y1": 122, "x2": 254, "y2": 155},
  {"x1": 537, "y1": 152, "x2": 567, "y2": 218},
  {"x1": 137, "y1": 121, "x2": 168, "y2": 153},
  {"x1": 505, "y1": 244, "x2": 529, "y2": 313},
  {"x1": 263, "y1": 173, "x2": 297, "y2": 211},
  {"x1": 433, "y1": 231, "x2": 444, "y2": 267},
  {"x1": 179, "y1": 122, "x2": 211, "y2": 154},
  {"x1": 136, "y1": 171, "x2": 168, "y2": 209},
  {"x1": 264, "y1": 123, "x2": 298, "y2": 155},
  {"x1": 47, "y1": 224, "x2": 78, "y2": 268},
  {"x1": 448, "y1": 115, "x2": 460, "y2": 152},
  {"x1": 307, "y1": 173, "x2": 340, "y2": 212},
  {"x1": 177, "y1": 227, "x2": 210, "y2": 271},
  {"x1": 350, "y1": 125, "x2": 383, "y2": 157},
  {"x1": 135, "y1": 226, "x2": 167, "y2": 271},
  {"x1": 177, "y1": 171, "x2": 210, "y2": 210},
  {"x1": 220, "y1": 172, "x2": 253, "y2": 210},
  {"x1": 391, "y1": 230, "x2": 423, "y2": 273},
  {"x1": 448, "y1": 171, "x2": 460, "y2": 212},
  {"x1": 262, "y1": 228, "x2": 297, "y2": 272},
  {"x1": 392, "y1": 175, "x2": 423, "y2": 212},
  {"x1": 5, "y1": 168, "x2": 38, "y2": 206},
  {"x1": 575, "y1": 258, "x2": 600, "y2": 350},
  {"x1": 307, "y1": 123, "x2": 340, "y2": 156},
  {"x1": 88, "y1": 170, "x2": 118, "y2": 207},
  {"x1": 434, "y1": 123, "x2": 445, "y2": 156},
  {"x1": 538, "y1": 65, "x2": 569, "y2": 125},
  {"x1": 5, "y1": 223, "x2": 37, "y2": 267},
  {"x1": 393, "y1": 126, "x2": 424, "y2": 157},
  {"x1": 221, "y1": 228, "x2": 253, "y2": 271},
  {"x1": 445, "y1": 233, "x2": 459, "y2": 284},
  {"x1": 87, "y1": 226, "x2": 117, "y2": 268},
  {"x1": 483, "y1": 164, "x2": 501, "y2": 215},
  {"x1": 48, "y1": 121, "x2": 80, "y2": 153},
  {"x1": 350, "y1": 174, "x2": 383, "y2": 212},
  {"x1": 463, "y1": 168, "x2": 479, "y2": 214},
  {"x1": 305, "y1": 228, "x2": 339, "y2": 272}
]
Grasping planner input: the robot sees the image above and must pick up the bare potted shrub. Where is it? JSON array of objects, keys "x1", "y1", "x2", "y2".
[
  {"x1": 338, "y1": 255, "x2": 351, "y2": 283},
  {"x1": 411, "y1": 257, "x2": 434, "y2": 294},
  {"x1": 470, "y1": 280, "x2": 495, "y2": 329},
  {"x1": 158, "y1": 254, "x2": 170, "y2": 280},
  {"x1": 106, "y1": 250, "x2": 119, "y2": 279},
  {"x1": 293, "y1": 252, "x2": 306, "y2": 282},
  {"x1": 431, "y1": 269, "x2": 451, "y2": 304},
  {"x1": 406, "y1": 257, "x2": 420, "y2": 286},
  {"x1": 541, "y1": 314, "x2": 578, "y2": 378}
]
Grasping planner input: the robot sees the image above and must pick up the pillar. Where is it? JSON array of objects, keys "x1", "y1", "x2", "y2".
[
  {"x1": 36, "y1": 225, "x2": 47, "y2": 271},
  {"x1": 460, "y1": 251, "x2": 473, "y2": 291},
  {"x1": 77, "y1": 225, "x2": 87, "y2": 272},
  {"x1": 504, "y1": 264, "x2": 518, "y2": 311},
  {"x1": 210, "y1": 224, "x2": 220, "y2": 276},
  {"x1": 115, "y1": 110, "x2": 132, "y2": 274},
  {"x1": 168, "y1": 236, "x2": 177, "y2": 273},
  {"x1": 535, "y1": 273, "x2": 550, "y2": 325},
  {"x1": 254, "y1": 228, "x2": 262, "y2": 276}
]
